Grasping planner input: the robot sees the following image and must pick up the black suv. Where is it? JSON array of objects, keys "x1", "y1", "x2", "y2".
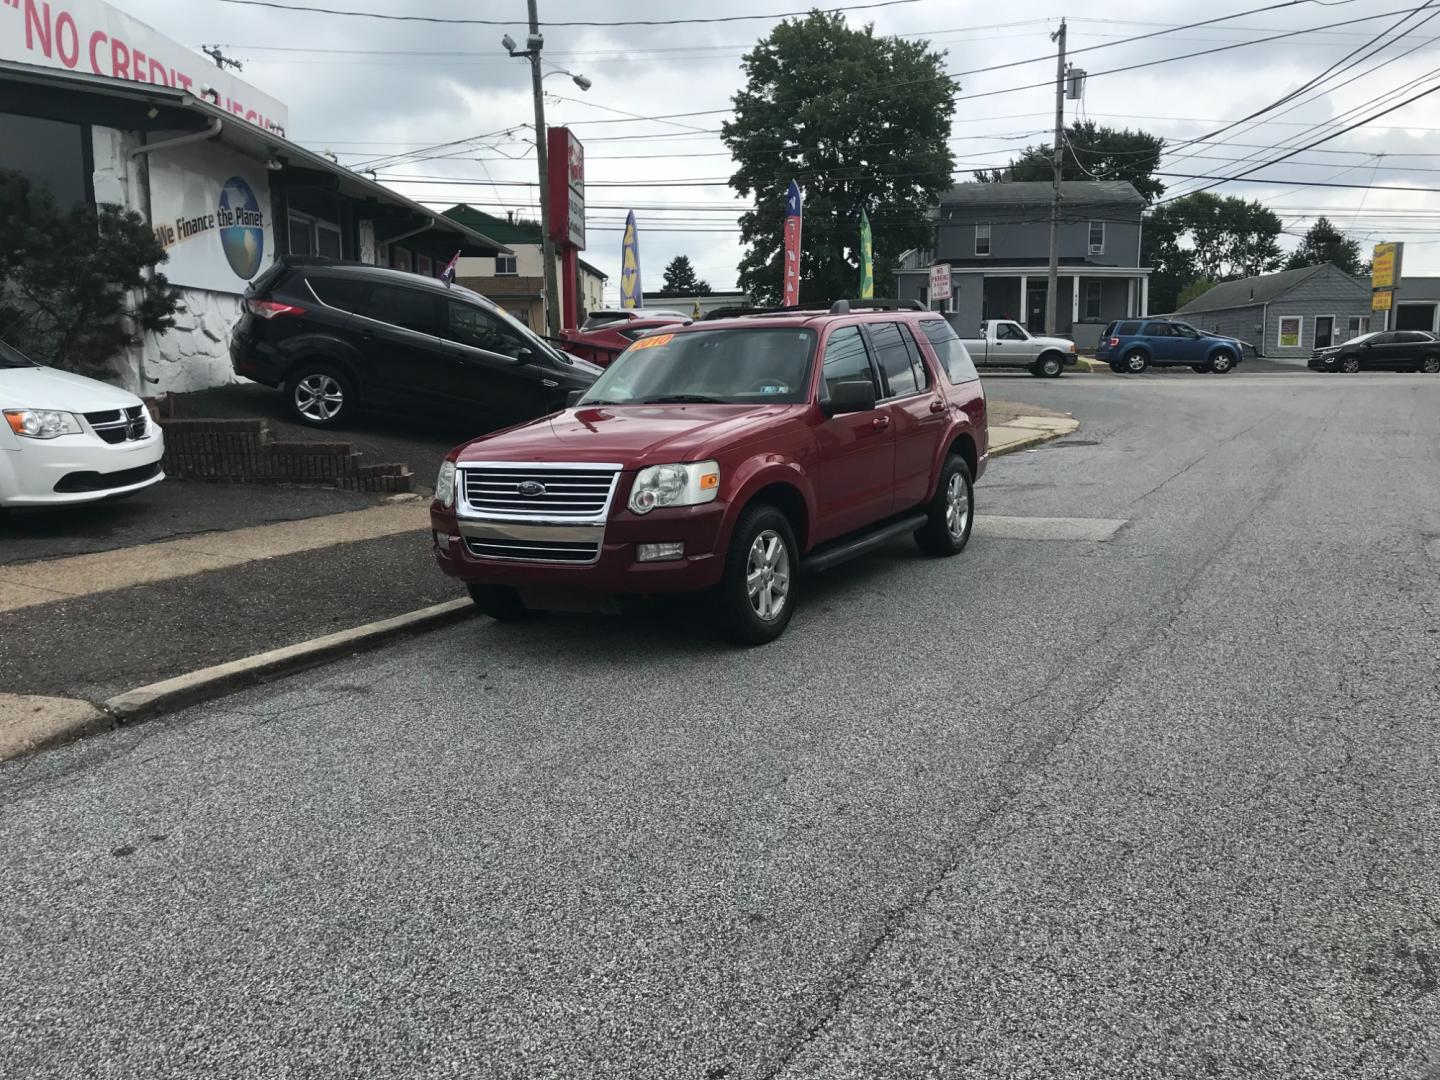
[
  {"x1": 1309, "y1": 330, "x2": 1440, "y2": 373},
  {"x1": 230, "y1": 258, "x2": 600, "y2": 428}
]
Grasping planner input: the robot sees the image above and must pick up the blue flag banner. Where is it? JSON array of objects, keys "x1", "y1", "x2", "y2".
[{"x1": 620, "y1": 211, "x2": 642, "y2": 309}]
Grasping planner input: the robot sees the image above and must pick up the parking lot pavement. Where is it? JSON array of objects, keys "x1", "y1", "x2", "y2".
[{"x1": 3, "y1": 373, "x2": 1438, "y2": 1078}]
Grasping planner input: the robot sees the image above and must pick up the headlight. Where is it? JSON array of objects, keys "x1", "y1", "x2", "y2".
[
  {"x1": 4, "y1": 409, "x2": 83, "y2": 439},
  {"x1": 628, "y1": 460, "x2": 720, "y2": 515},
  {"x1": 435, "y1": 460, "x2": 456, "y2": 507}
]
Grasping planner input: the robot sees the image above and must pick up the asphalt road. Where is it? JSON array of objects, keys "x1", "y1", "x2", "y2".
[{"x1": 4, "y1": 370, "x2": 1440, "y2": 1079}]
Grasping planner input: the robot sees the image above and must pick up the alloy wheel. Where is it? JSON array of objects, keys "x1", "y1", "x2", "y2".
[
  {"x1": 1341, "y1": 357, "x2": 1361, "y2": 373},
  {"x1": 1423, "y1": 356, "x2": 1440, "y2": 374},
  {"x1": 945, "y1": 471, "x2": 970, "y2": 541},
  {"x1": 295, "y1": 374, "x2": 344, "y2": 421},
  {"x1": 746, "y1": 530, "x2": 791, "y2": 622},
  {"x1": 1126, "y1": 353, "x2": 1147, "y2": 373},
  {"x1": 1212, "y1": 353, "x2": 1233, "y2": 373}
]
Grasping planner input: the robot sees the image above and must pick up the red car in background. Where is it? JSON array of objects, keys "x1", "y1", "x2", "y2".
[{"x1": 560, "y1": 316, "x2": 689, "y2": 368}]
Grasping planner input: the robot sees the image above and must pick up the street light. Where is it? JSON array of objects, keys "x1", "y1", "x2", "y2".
[{"x1": 501, "y1": 7, "x2": 590, "y2": 338}]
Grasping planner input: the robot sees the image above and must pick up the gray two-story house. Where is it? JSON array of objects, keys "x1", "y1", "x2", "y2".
[{"x1": 895, "y1": 180, "x2": 1153, "y2": 348}]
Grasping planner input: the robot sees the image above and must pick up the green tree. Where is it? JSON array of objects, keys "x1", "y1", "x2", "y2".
[
  {"x1": 722, "y1": 12, "x2": 956, "y2": 305},
  {"x1": 1176, "y1": 277, "x2": 1217, "y2": 309},
  {"x1": 1142, "y1": 192, "x2": 1284, "y2": 312},
  {"x1": 656, "y1": 255, "x2": 712, "y2": 296},
  {"x1": 1284, "y1": 216, "x2": 1365, "y2": 276},
  {"x1": 0, "y1": 171, "x2": 180, "y2": 380},
  {"x1": 975, "y1": 122, "x2": 1166, "y2": 204}
]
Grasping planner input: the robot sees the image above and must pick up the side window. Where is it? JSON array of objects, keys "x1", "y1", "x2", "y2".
[
  {"x1": 920, "y1": 318, "x2": 979, "y2": 384},
  {"x1": 897, "y1": 324, "x2": 934, "y2": 391},
  {"x1": 820, "y1": 326, "x2": 878, "y2": 400},
  {"x1": 868, "y1": 322, "x2": 920, "y2": 398},
  {"x1": 1143, "y1": 322, "x2": 1173, "y2": 337},
  {"x1": 306, "y1": 276, "x2": 370, "y2": 313},
  {"x1": 444, "y1": 300, "x2": 527, "y2": 357},
  {"x1": 1116, "y1": 321, "x2": 1141, "y2": 336},
  {"x1": 996, "y1": 322, "x2": 1027, "y2": 342},
  {"x1": 366, "y1": 286, "x2": 441, "y2": 335}
]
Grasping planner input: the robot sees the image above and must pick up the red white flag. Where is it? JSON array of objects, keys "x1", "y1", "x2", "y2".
[{"x1": 782, "y1": 180, "x2": 802, "y2": 308}]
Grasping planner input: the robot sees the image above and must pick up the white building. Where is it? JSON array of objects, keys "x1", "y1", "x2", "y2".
[{"x1": 1, "y1": 0, "x2": 508, "y2": 396}]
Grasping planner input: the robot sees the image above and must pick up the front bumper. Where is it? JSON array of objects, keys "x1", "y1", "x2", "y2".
[
  {"x1": 0, "y1": 427, "x2": 165, "y2": 507},
  {"x1": 431, "y1": 499, "x2": 730, "y2": 596},
  {"x1": 1062, "y1": 352, "x2": 1079, "y2": 367}
]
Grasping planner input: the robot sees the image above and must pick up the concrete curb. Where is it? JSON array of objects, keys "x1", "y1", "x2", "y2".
[
  {"x1": 0, "y1": 599, "x2": 474, "y2": 763},
  {"x1": 989, "y1": 414, "x2": 1081, "y2": 457},
  {"x1": 991, "y1": 429, "x2": 1066, "y2": 456}
]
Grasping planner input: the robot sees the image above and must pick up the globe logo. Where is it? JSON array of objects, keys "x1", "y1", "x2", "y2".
[{"x1": 218, "y1": 177, "x2": 265, "y2": 280}]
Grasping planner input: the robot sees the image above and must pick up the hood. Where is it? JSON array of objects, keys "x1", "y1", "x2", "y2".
[
  {"x1": 456, "y1": 402, "x2": 803, "y2": 468},
  {"x1": 0, "y1": 366, "x2": 142, "y2": 412},
  {"x1": 1030, "y1": 334, "x2": 1075, "y2": 349}
]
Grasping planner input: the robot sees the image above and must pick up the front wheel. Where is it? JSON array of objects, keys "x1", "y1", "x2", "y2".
[
  {"x1": 1034, "y1": 353, "x2": 1064, "y2": 378},
  {"x1": 1209, "y1": 350, "x2": 1236, "y2": 374},
  {"x1": 915, "y1": 456, "x2": 974, "y2": 556},
  {"x1": 1341, "y1": 356, "x2": 1361, "y2": 373},
  {"x1": 1123, "y1": 350, "x2": 1149, "y2": 374},
  {"x1": 717, "y1": 504, "x2": 798, "y2": 646}
]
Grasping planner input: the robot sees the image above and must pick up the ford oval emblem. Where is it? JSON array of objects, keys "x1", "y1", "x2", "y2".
[{"x1": 518, "y1": 480, "x2": 547, "y2": 497}]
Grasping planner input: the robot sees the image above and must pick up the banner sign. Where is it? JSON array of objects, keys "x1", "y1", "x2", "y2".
[
  {"x1": 929, "y1": 264, "x2": 952, "y2": 305},
  {"x1": 1372, "y1": 289, "x2": 1393, "y2": 313},
  {"x1": 619, "y1": 211, "x2": 641, "y2": 309},
  {"x1": 149, "y1": 141, "x2": 273, "y2": 295},
  {"x1": 858, "y1": 208, "x2": 873, "y2": 299},
  {"x1": 547, "y1": 126, "x2": 585, "y2": 251},
  {"x1": 782, "y1": 180, "x2": 802, "y2": 308},
  {"x1": 1371, "y1": 242, "x2": 1400, "y2": 290},
  {"x1": 2, "y1": 0, "x2": 288, "y2": 134}
]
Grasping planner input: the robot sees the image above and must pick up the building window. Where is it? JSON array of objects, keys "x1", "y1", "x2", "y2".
[
  {"x1": 1345, "y1": 315, "x2": 1371, "y2": 339},
  {"x1": 289, "y1": 212, "x2": 342, "y2": 259},
  {"x1": 1088, "y1": 221, "x2": 1105, "y2": 254},
  {"x1": 1085, "y1": 280, "x2": 1103, "y2": 320},
  {"x1": 416, "y1": 254, "x2": 434, "y2": 277},
  {"x1": 974, "y1": 224, "x2": 991, "y2": 257},
  {"x1": 496, "y1": 254, "x2": 518, "y2": 276},
  {"x1": 1277, "y1": 316, "x2": 1303, "y2": 349},
  {"x1": 0, "y1": 112, "x2": 90, "y2": 207}
]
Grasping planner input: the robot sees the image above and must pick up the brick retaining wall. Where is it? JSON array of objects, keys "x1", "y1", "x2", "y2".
[{"x1": 160, "y1": 418, "x2": 412, "y2": 493}]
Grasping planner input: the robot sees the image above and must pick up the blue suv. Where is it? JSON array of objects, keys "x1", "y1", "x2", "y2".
[{"x1": 1095, "y1": 319, "x2": 1246, "y2": 375}]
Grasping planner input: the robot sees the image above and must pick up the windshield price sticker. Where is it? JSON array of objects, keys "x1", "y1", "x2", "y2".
[{"x1": 630, "y1": 334, "x2": 674, "y2": 350}]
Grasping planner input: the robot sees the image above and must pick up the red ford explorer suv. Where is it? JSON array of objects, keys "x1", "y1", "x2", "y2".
[{"x1": 430, "y1": 300, "x2": 988, "y2": 644}]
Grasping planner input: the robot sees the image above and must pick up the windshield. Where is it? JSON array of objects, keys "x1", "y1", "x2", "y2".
[
  {"x1": 578, "y1": 328, "x2": 817, "y2": 406},
  {"x1": 0, "y1": 340, "x2": 38, "y2": 369}
]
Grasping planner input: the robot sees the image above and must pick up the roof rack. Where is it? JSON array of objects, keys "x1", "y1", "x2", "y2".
[
  {"x1": 828, "y1": 298, "x2": 926, "y2": 314},
  {"x1": 700, "y1": 305, "x2": 802, "y2": 320}
]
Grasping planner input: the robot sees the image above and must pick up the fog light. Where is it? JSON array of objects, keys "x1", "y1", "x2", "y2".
[{"x1": 637, "y1": 542, "x2": 685, "y2": 562}]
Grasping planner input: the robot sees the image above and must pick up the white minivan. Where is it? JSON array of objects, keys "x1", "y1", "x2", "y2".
[{"x1": 0, "y1": 341, "x2": 165, "y2": 508}]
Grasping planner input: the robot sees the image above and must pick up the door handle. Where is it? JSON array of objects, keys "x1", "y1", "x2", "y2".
[
  {"x1": 541, "y1": 378, "x2": 560, "y2": 388},
  {"x1": 871, "y1": 415, "x2": 891, "y2": 430},
  {"x1": 929, "y1": 399, "x2": 946, "y2": 413}
]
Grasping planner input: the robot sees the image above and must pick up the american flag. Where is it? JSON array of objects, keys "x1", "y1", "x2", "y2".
[
  {"x1": 782, "y1": 180, "x2": 802, "y2": 308},
  {"x1": 439, "y1": 250, "x2": 461, "y2": 287}
]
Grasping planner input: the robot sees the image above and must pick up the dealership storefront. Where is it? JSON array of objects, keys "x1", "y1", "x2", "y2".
[{"x1": 2, "y1": 0, "x2": 507, "y2": 395}]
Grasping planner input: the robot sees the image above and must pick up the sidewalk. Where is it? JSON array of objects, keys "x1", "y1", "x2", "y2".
[{"x1": 0, "y1": 398, "x2": 1078, "y2": 758}]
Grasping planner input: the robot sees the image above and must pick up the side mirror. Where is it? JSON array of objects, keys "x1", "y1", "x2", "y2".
[
  {"x1": 512, "y1": 347, "x2": 532, "y2": 364},
  {"x1": 822, "y1": 379, "x2": 876, "y2": 417},
  {"x1": 565, "y1": 388, "x2": 586, "y2": 407}
]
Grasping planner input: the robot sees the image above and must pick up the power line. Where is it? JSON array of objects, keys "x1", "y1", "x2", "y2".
[{"x1": 208, "y1": 0, "x2": 932, "y2": 27}]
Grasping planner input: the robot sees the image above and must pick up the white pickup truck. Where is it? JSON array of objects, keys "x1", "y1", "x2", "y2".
[{"x1": 959, "y1": 320, "x2": 1079, "y2": 378}]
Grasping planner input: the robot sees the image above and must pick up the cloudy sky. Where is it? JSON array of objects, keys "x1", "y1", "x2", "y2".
[{"x1": 125, "y1": 0, "x2": 1440, "y2": 299}]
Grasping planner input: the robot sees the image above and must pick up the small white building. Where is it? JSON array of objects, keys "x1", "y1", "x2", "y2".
[{"x1": 1, "y1": 0, "x2": 508, "y2": 396}]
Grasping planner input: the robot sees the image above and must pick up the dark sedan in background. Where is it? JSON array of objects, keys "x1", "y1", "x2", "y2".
[{"x1": 1310, "y1": 330, "x2": 1440, "y2": 373}]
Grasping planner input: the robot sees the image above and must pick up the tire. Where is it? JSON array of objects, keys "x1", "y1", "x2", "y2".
[
  {"x1": 1109, "y1": 361, "x2": 1125, "y2": 373},
  {"x1": 285, "y1": 362, "x2": 353, "y2": 428},
  {"x1": 1422, "y1": 355, "x2": 1440, "y2": 374},
  {"x1": 914, "y1": 455, "x2": 974, "y2": 557},
  {"x1": 1191, "y1": 364, "x2": 1207, "y2": 374},
  {"x1": 1341, "y1": 356, "x2": 1361, "y2": 373},
  {"x1": 1123, "y1": 349, "x2": 1149, "y2": 374},
  {"x1": 1209, "y1": 350, "x2": 1236, "y2": 374},
  {"x1": 467, "y1": 584, "x2": 531, "y2": 622},
  {"x1": 716, "y1": 503, "x2": 798, "y2": 646},
  {"x1": 1036, "y1": 352, "x2": 1064, "y2": 378}
]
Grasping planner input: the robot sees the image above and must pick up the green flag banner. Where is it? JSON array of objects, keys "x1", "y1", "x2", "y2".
[{"x1": 859, "y1": 208, "x2": 874, "y2": 299}]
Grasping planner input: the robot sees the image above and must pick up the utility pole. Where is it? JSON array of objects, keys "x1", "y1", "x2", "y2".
[
  {"x1": 201, "y1": 45, "x2": 242, "y2": 72},
  {"x1": 1044, "y1": 18, "x2": 1066, "y2": 337},
  {"x1": 527, "y1": 0, "x2": 562, "y2": 339}
]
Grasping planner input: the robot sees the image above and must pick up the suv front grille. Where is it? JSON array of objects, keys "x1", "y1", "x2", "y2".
[
  {"x1": 464, "y1": 537, "x2": 600, "y2": 563},
  {"x1": 85, "y1": 406, "x2": 147, "y2": 445},
  {"x1": 461, "y1": 465, "x2": 620, "y2": 519}
]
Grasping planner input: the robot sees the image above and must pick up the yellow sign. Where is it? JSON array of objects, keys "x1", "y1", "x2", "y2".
[
  {"x1": 1372, "y1": 243, "x2": 1398, "y2": 290},
  {"x1": 629, "y1": 333, "x2": 673, "y2": 350},
  {"x1": 1372, "y1": 289, "x2": 1393, "y2": 312}
]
